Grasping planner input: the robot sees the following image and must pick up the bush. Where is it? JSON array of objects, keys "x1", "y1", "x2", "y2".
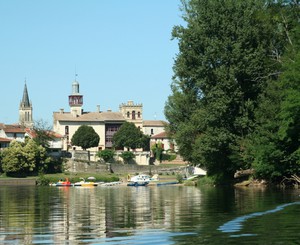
[
  {"x1": 120, "y1": 151, "x2": 135, "y2": 164},
  {"x1": 97, "y1": 149, "x2": 115, "y2": 163}
]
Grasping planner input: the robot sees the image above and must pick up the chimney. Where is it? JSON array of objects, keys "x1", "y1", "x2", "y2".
[
  {"x1": 60, "y1": 108, "x2": 64, "y2": 114},
  {"x1": 96, "y1": 105, "x2": 100, "y2": 113}
]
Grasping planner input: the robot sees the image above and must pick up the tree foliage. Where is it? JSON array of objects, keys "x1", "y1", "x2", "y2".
[
  {"x1": 1, "y1": 139, "x2": 50, "y2": 176},
  {"x1": 71, "y1": 125, "x2": 100, "y2": 150},
  {"x1": 112, "y1": 122, "x2": 148, "y2": 150},
  {"x1": 32, "y1": 120, "x2": 54, "y2": 149},
  {"x1": 120, "y1": 151, "x2": 135, "y2": 164},
  {"x1": 165, "y1": 0, "x2": 300, "y2": 183},
  {"x1": 97, "y1": 149, "x2": 115, "y2": 163}
]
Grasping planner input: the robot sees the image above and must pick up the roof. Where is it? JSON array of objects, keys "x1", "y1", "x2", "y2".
[
  {"x1": 151, "y1": 131, "x2": 169, "y2": 139},
  {"x1": 53, "y1": 111, "x2": 126, "y2": 122},
  {"x1": 25, "y1": 128, "x2": 63, "y2": 139},
  {"x1": 2, "y1": 124, "x2": 26, "y2": 133},
  {"x1": 143, "y1": 120, "x2": 167, "y2": 127},
  {"x1": 0, "y1": 137, "x2": 11, "y2": 143},
  {"x1": 21, "y1": 83, "x2": 31, "y2": 107}
]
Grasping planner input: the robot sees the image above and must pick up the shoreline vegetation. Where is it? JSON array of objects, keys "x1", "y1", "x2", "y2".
[{"x1": 1, "y1": 169, "x2": 299, "y2": 188}]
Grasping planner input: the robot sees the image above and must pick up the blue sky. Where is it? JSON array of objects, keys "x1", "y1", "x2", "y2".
[{"x1": 0, "y1": 0, "x2": 184, "y2": 126}]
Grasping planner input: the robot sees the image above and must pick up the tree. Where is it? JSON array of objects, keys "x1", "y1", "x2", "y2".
[
  {"x1": 120, "y1": 151, "x2": 135, "y2": 164},
  {"x1": 244, "y1": 14, "x2": 300, "y2": 181},
  {"x1": 71, "y1": 125, "x2": 100, "y2": 150},
  {"x1": 97, "y1": 149, "x2": 115, "y2": 162},
  {"x1": 165, "y1": 0, "x2": 286, "y2": 183},
  {"x1": 151, "y1": 142, "x2": 164, "y2": 162},
  {"x1": 1, "y1": 139, "x2": 50, "y2": 176},
  {"x1": 112, "y1": 122, "x2": 147, "y2": 150},
  {"x1": 32, "y1": 119, "x2": 54, "y2": 149}
]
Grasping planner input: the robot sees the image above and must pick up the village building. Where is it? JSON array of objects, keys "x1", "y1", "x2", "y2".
[
  {"x1": 0, "y1": 82, "x2": 63, "y2": 152},
  {"x1": 1, "y1": 79, "x2": 173, "y2": 164},
  {"x1": 52, "y1": 79, "x2": 170, "y2": 155}
]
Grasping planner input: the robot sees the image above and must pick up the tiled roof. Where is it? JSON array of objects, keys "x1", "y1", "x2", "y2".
[
  {"x1": 2, "y1": 125, "x2": 26, "y2": 133},
  {"x1": 143, "y1": 120, "x2": 167, "y2": 127},
  {"x1": 25, "y1": 128, "x2": 63, "y2": 139},
  {"x1": 151, "y1": 131, "x2": 169, "y2": 139},
  {"x1": 53, "y1": 111, "x2": 126, "y2": 122},
  {"x1": 0, "y1": 137, "x2": 11, "y2": 143}
]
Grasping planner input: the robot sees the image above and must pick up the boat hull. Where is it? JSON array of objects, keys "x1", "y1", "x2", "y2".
[{"x1": 127, "y1": 181, "x2": 149, "y2": 187}]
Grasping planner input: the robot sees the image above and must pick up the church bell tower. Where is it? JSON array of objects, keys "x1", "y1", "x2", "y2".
[{"x1": 19, "y1": 81, "x2": 33, "y2": 128}]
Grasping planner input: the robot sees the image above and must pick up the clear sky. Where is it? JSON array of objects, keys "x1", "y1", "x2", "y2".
[{"x1": 0, "y1": 0, "x2": 184, "y2": 126}]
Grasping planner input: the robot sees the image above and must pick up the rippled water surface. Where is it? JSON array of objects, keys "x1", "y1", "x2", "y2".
[{"x1": 0, "y1": 185, "x2": 300, "y2": 244}]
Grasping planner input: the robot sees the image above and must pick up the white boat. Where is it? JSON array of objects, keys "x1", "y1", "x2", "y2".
[{"x1": 129, "y1": 174, "x2": 159, "y2": 182}]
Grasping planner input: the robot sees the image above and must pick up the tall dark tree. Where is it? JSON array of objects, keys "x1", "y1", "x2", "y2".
[
  {"x1": 71, "y1": 125, "x2": 100, "y2": 150},
  {"x1": 245, "y1": 11, "x2": 300, "y2": 181},
  {"x1": 165, "y1": 0, "x2": 286, "y2": 182},
  {"x1": 112, "y1": 122, "x2": 147, "y2": 150}
]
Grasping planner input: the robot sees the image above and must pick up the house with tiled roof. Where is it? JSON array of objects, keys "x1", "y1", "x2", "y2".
[
  {"x1": 0, "y1": 124, "x2": 26, "y2": 143},
  {"x1": 0, "y1": 137, "x2": 11, "y2": 149},
  {"x1": 150, "y1": 131, "x2": 176, "y2": 152},
  {"x1": 142, "y1": 120, "x2": 167, "y2": 136}
]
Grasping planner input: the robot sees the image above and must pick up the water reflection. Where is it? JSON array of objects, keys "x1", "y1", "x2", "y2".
[{"x1": 0, "y1": 185, "x2": 299, "y2": 244}]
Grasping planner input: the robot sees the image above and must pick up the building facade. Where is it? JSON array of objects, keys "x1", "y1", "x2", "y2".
[{"x1": 53, "y1": 80, "x2": 169, "y2": 153}]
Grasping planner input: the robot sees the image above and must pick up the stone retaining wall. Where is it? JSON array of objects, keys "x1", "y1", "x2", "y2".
[{"x1": 65, "y1": 159, "x2": 186, "y2": 175}]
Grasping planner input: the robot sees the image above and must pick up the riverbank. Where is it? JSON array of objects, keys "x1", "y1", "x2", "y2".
[{"x1": 0, "y1": 178, "x2": 37, "y2": 186}]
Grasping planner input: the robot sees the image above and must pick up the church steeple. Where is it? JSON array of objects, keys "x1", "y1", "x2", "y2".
[
  {"x1": 21, "y1": 82, "x2": 30, "y2": 107},
  {"x1": 19, "y1": 81, "x2": 33, "y2": 128}
]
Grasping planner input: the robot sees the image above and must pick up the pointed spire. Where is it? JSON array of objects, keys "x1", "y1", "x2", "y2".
[{"x1": 21, "y1": 81, "x2": 31, "y2": 107}]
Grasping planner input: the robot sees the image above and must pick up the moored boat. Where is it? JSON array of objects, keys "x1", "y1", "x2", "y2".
[
  {"x1": 50, "y1": 178, "x2": 72, "y2": 187},
  {"x1": 127, "y1": 181, "x2": 149, "y2": 187},
  {"x1": 74, "y1": 178, "x2": 98, "y2": 187}
]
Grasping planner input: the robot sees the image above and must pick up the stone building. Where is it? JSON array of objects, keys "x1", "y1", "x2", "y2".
[{"x1": 52, "y1": 79, "x2": 169, "y2": 153}]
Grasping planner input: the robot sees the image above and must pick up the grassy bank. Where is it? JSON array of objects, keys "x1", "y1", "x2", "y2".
[{"x1": 37, "y1": 172, "x2": 121, "y2": 186}]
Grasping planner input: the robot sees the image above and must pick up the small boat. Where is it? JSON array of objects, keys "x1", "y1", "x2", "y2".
[
  {"x1": 127, "y1": 181, "x2": 149, "y2": 187},
  {"x1": 50, "y1": 178, "x2": 72, "y2": 187},
  {"x1": 128, "y1": 173, "x2": 159, "y2": 182},
  {"x1": 99, "y1": 181, "x2": 122, "y2": 187},
  {"x1": 74, "y1": 178, "x2": 98, "y2": 187}
]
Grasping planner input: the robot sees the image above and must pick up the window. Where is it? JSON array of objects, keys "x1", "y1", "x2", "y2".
[
  {"x1": 138, "y1": 111, "x2": 141, "y2": 118},
  {"x1": 132, "y1": 111, "x2": 136, "y2": 120},
  {"x1": 65, "y1": 126, "x2": 69, "y2": 135},
  {"x1": 127, "y1": 111, "x2": 130, "y2": 118},
  {"x1": 151, "y1": 129, "x2": 154, "y2": 135}
]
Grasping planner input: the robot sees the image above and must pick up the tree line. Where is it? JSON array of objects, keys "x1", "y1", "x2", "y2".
[{"x1": 165, "y1": 0, "x2": 300, "y2": 184}]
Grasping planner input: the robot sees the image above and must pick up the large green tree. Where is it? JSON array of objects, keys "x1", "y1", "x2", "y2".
[
  {"x1": 244, "y1": 11, "x2": 300, "y2": 181},
  {"x1": 1, "y1": 139, "x2": 50, "y2": 176},
  {"x1": 165, "y1": 0, "x2": 287, "y2": 182},
  {"x1": 71, "y1": 125, "x2": 100, "y2": 150},
  {"x1": 112, "y1": 122, "x2": 148, "y2": 150}
]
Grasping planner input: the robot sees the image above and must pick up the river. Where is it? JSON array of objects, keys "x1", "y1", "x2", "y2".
[{"x1": 0, "y1": 184, "x2": 299, "y2": 244}]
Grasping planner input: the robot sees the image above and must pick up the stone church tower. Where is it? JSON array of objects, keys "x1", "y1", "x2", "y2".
[{"x1": 19, "y1": 82, "x2": 33, "y2": 128}]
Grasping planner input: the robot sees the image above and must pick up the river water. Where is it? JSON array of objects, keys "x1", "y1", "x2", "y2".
[{"x1": 0, "y1": 184, "x2": 299, "y2": 244}]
